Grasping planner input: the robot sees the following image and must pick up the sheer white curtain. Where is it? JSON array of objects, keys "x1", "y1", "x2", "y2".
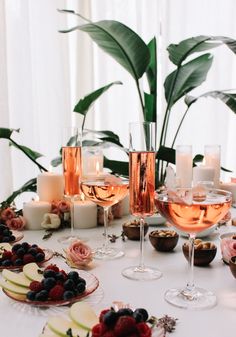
[{"x1": 1, "y1": 0, "x2": 236, "y2": 203}]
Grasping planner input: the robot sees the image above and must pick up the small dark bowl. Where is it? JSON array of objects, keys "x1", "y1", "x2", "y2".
[
  {"x1": 182, "y1": 244, "x2": 217, "y2": 266},
  {"x1": 149, "y1": 230, "x2": 179, "y2": 252},
  {"x1": 229, "y1": 256, "x2": 236, "y2": 278},
  {"x1": 122, "y1": 221, "x2": 149, "y2": 241}
]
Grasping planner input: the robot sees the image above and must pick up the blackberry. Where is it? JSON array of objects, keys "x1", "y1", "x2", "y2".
[
  {"x1": 2, "y1": 259, "x2": 11, "y2": 266},
  {"x1": 133, "y1": 308, "x2": 148, "y2": 322},
  {"x1": 21, "y1": 242, "x2": 30, "y2": 251},
  {"x1": 63, "y1": 279, "x2": 74, "y2": 290},
  {"x1": 27, "y1": 248, "x2": 38, "y2": 256},
  {"x1": 3, "y1": 229, "x2": 10, "y2": 236},
  {"x1": 16, "y1": 248, "x2": 25, "y2": 258},
  {"x1": 133, "y1": 311, "x2": 143, "y2": 323},
  {"x1": 68, "y1": 271, "x2": 79, "y2": 282},
  {"x1": 26, "y1": 291, "x2": 36, "y2": 301},
  {"x1": 63, "y1": 290, "x2": 74, "y2": 300},
  {"x1": 103, "y1": 310, "x2": 118, "y2": 328},
  {"x1": 9, "y1": 235, "x2": 16, "y2": 242},
  {"x1": 77, "y1": 276, "x2": 86, "y2": 285},
  {"x1": 14, "y1": 258, "x2": 23, "y2": 266},
  {"x1": 43, "y1": 269, "x2": 56, "y2": 278},
  {"x1": 2, "y1": 237, "x2": 10, "y2": 242},
  {"x1": 35, "y1": 253, "x2": 45, "y2": 262},
  {"x1": 35, "y1": 290, "x2": 48, "y2": 301},
  {"x1": 12, "y1": 244, "x2": 21, "y2": 253},
  {"x1": 55, "y1": 272, "x2": 65, "y2": 281},
  {"x1": 76, "y1": 282, "x2": 86, "y2": 294},
  {"x1": 42, "y1": 277, "x2": 56, "y2": 290},
  {"x1": 117, "y1": 308, "x2": 133, "y2": 317}
]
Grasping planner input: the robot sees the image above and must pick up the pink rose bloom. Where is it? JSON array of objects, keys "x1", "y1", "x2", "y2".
[
  {"x1": 220, "y1": 238, "x2": 236, "y2": 263},
  {"x1": 6, "y1": 216, "x2": 26, "y2": 231},
  {"x1": 51, "y1": 201, "x2": 60, "y2": 215},
  {"x1": 66, "y1": 240, "x2": 93, "y2": 268},
  {"x1": 1, "y1": 207, "x2": 16, "y2": 222},
  {"x1": 58, "y1": 200, "x2": 70, "y2": 213}
]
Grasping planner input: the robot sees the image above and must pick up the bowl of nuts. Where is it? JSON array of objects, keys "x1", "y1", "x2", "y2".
[
  {"x1": 149, "y1": 229, "x2": 179, "y2": 252},
  {"x1": 182, "y1": 239, "x2": 217, "y2": 266},
  {"x1": 229, "y1": 256, "x2": 236, "y2": 279},
  {"x1": 122, "y1": 219, "x2": 149, "y2": 241}
]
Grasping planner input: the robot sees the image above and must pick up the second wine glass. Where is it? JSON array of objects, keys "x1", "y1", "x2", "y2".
[{"x1": 122, "y1": 121, "x2": 162, "y2": 281}]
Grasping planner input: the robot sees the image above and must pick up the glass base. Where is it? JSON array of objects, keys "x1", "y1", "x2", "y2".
[
  {"x1": 122, "y1": 266, "x2": 162, "y2": 281},
  {"x1": 93, "y1": 247, "x2": 124, "y2": 260},
  {"x1": 57, "y1": 234, "x2": 88, "y2": 245},
  {"x1": 165, "y1": 287, "x2": 217, "y2": 309}
]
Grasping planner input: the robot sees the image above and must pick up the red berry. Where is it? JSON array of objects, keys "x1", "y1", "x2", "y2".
[
  {"x1": 2, "y1": 250, "x2": 13, "y2": 260},
  {"x1": 49, "y1": 285, "x2": 64, "y2": 300},
  {"x1": 102, "y1": 332, "x2": 116, "y2": 337},
  {"x1": 11, "y1": 254, "x2": 18, "y2": 263},
  {"x1": 91, "y1": 323, "x2": 107, "y2": 337},
  {"x1": 114, "y1": 316, "x2": 137, "y2": 337},
  {"x1": 60, "y1": 269, "x2": 68, "y2": 279},
  {"x1": 45, "y1": 264, "x2": 60, "y2": 273},
  {"x1": 99, "y1": 308, "x2": 110, "y2": 323},
  {"x1": 29, "y1": 281, "x2": 43, "y2": 292},
  {"x1": 23, "y1": 254, "x2": 35, "y2": 264},
  {"x1": 136, "y1": 322, "x2": 152, "y2": 337}
]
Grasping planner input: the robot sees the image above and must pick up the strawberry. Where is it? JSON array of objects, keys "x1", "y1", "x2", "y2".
[
  {"x1": 99, "y1": 308, "x2": 110, "y2": 323},
  {"x1": 29, "y1": 281, "x2": 43, "y2": 292},
  {"x1": 45, "y1": 264, "x2": 60, "y2": 273},
  {"x1": 48, "y1": 285, "x2": 64, "y2": 300},
  {"x1": 23, "y1": 254, "x2": 35, "y2": 264},
  {"x1": 136, "y1": 322, "x2": 152, "y2": 337},
  {"x1": 91, "y1": 323, "x2": 108, "y2": 337},
  {"x1": 114, "y1": 316, "x2": 137, "y2": 337}
]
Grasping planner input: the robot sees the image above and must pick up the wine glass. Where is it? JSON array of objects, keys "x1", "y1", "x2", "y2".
[
  {"x1": 122, "y1": 121, "x2": 162, "y2": 281},
  {"x1": 58, "y1": 127, "x2": 82, "y2": 244},
  {"x1": 155, "y1": 187, "x2": 231, "y2": 309},
  {"x1": 81, "y1": 175, "x2": 129, "y2": 260}
]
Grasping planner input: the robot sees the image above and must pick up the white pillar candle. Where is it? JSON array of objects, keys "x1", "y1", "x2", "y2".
[
  {"x1": 120, "y1": 194, "x2": 130, "y2": 215},
  {"x1": 192, "y1": 165, "x2": 215, "y2": 186},
  {"x1": 82, "y1": 148, "x2": 104, "y2": 177},
  {"x1": 73, "y1": 200, "x2": 97, "y2": 229},
  {"x1": 176, "y1": 145, "x2": 192, "y2": 188},
  {"x1": 37, "y1": 172, "x2": 64, "y2": 202},
  {"x1": 220, "y1": 182, "x2": 236, "y2": 206},
  {"x1": 204, "y1": 145, "x2": 221, "y2": 188},
  {"x1": 23, "y1": 201, "x2": 51, "y2": 230}
]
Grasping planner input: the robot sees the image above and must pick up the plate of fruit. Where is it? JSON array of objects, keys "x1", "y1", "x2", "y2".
[
  {"x1": 0, "y1": 262, "x2": 99, "y2": 307},
  {"x1": 0, "y1": 242, "x2": 53, "y2": 270},
  {"x1": 40, "y1": 301, "x2": 167, "y2": 337},
  {"x1": 0, "y1": 223, "x2": 24, "y2": 243}
]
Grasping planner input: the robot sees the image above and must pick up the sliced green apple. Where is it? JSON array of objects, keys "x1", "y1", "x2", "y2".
[
  {"x1": 0, "y1": 279, "x2": 28, "y2": 295},
  {"x1": 2, "y1": 269, "x2": 31, "y2": 287},
  {"x1": 23, "y1": 262, "x2": 44, "y2": 282},
  {"x1": 69, "y1": 301, "x2": 98, "y2": 331},
  {"x1": 0, "y1": 243, "x2": 12, "y2": 254},
  {"x1": 47, "y1": 316, "x2": 88, "y2": 337}
]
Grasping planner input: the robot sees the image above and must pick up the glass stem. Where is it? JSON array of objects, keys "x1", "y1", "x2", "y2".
[
  {"x1": 103, "y1": 207, "x2": 109, "y2": 252},
  {"x1": 187, "y1": 233, "x2": 195, "y2": 292},
  {"x1": 70, "y1": 197, "x2": 75, "y2": 236},
  {"x1": 138, "y1": 217, "x2": 145, "y2": 270}
]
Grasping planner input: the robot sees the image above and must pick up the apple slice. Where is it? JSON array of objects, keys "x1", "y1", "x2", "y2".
[
  {"x1": 69, "y1": 302, "x2": 98, "y2": 331},
  {"x1": 0, "y1": 279, "x2": 28, "y2": 295},
  {"x1": 47, "y1": 316, "x2": 88, "y2": 337},
  {"x1": 23, "y1": 262, "x2": 44, "y2": 282},
  {"x1": 0, "y1": 243, "x2": 12, "y2": 254},
  {"x1": 2, "y1": 269, "x2": 31, "y2": 287}
]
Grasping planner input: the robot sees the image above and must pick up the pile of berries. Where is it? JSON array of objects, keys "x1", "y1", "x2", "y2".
[
  {"x1": 0, "y1": 224, "x2": 16, "y2": 243},
  {"x1": 0, "y1": 242, "x2": 45, "y2": 267},
  {"x1": 92, "y1": 307, "x2": 152, "y2": 337},
  {"x1": 26, "y1": 264, "x2": 86, "y2": 302}
]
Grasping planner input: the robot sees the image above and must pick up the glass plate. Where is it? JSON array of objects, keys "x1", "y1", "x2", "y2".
[
  {"x1": 3, "y1": 270, "x2": 99, "y2": 307},
  {"x1": 0, "y1": 248, "x2": 54, "y2": 271}
]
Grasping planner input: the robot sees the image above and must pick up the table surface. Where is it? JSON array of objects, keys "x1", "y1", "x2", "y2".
[{"x1": 1, "y1": 212, "x2": 236, "y2": 337}]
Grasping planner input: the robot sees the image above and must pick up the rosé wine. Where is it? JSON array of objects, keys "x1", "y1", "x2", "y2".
[{"x1": 62, "y1": 146, "x2": 81, "y2": 197}]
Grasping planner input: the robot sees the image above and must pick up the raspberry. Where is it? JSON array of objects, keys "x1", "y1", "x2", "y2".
[
  {"x1": 48, "y1": 285, "x2": 64, "y2": 300},
  {"x1": 114, "y1": 316, "x2": 137, "y2": 337},
  {"x1": 23, "y1": 254, "x2": 35, "y2": 264},
  {"x1": 91, "y1": 323, "x2": 107, "y2": 337},
  {"x1": 102, "y1": 332, "x2": 116, "y2": 337},
  {"x1": 29, "y1": 281, "x2": 43, "y2": 292},
  {"x1": 45, "y1": 264, "x2": 60, "y2": 273},
  {"x1": 2, "y1": 250, "x2": 13, "y2": 260},
  {"x1": 60, "y1": 269, "x2": 68, "y2": 280},
  {"x1": 136, "y1": 322, "x2": 152, "y2": 337}
]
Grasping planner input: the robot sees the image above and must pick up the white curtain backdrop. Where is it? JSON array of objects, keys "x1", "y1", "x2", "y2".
[{"x1": 1, "y1": 0, "x2": 236, "y2": 204}]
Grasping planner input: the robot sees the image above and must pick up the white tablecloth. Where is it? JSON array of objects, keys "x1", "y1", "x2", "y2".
[{"x1": 1, "y1": 213, "x2": 236, "y2": 337}]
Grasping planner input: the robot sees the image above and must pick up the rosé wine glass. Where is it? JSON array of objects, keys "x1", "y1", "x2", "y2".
[
  {"x1": 155, "y1": 187, "x2": 231, "y2": 309},
  {"x1": 81, "y1": 175, "x2": 129, "y2": 260},
  {"x1": 58, "y1": 127, "x2": 82, "y2": 244},
  {"x1": 122, "y1": 122, "x2": 162, "y2": 281}
]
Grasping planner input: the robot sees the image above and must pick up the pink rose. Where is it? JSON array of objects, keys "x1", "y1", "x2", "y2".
[
  {"x1": 58, "y1": 200, "x2": 70, "y2": 213},
  {"x1": 6, "y1": 216, "x2": 26, "y2": 231},
  {"x1": 66, "y1": 240, "x2": 93, "y2": 268},
  {"x1": 220, "y1": 238, "x2": 236, "y2": 263},
  {"x1": 1, "y1": 207, "x2": 16, "y2": 222}
]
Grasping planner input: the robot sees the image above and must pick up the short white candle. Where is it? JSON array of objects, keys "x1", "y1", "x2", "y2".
[
  {"x1": 193, "y1": 165, "x2": 215, "y2": 186},
  {"x1": 204, "y1": 145, "x2": 221, "y2": 188},
  {"x1": 37, "y1": 172, "x2": 64, "y2": 202},
  {"x1": 73, "y1": 200, "x2": 97, "y2": 229},
  {"x1": 120, "y1": 194, "x2": 130, "y2": 215},
  {"x1": 220, "y1": 182, "x2": 236, "y2": 205},
  {"x1": 23, "y1": 201, "x2": 51, "y2": 230},
  {"x1": 176, "y1": 145, "x2": 192, "y2": 188}
]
